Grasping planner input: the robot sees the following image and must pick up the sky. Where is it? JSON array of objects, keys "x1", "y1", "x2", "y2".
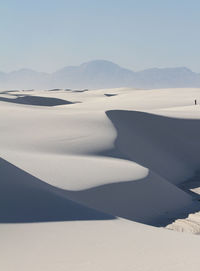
[{"x1": 0, "y1": 0, "x2": 200, "y2": 73}]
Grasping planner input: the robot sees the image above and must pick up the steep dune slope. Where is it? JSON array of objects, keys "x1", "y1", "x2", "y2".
[
  {"x1": 0, "y1": 158, "x2": 113, "y2": 222},
  {"x1": 107, "y1": 110, "x2": 200, "y2": 184},
  {"x1": 1, "y1": 94, "x2": 200, "y2": 225},
  {"x1": 2, "y1": 88, "x2": 200, "y2": 270}
]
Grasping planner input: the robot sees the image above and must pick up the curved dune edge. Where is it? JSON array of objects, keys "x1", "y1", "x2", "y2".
[
  {"x1": 2, "y1": 108, "x2": 200, "y2": 227},
  {"x1": 0, "y1": 157, "x2": 114, "y2": 223},
  {"x1": 2, "y1": 88, "x2": 200, "y2": 270},
  {"x1": 1, "y1": 151, "x2": 195, "y2": 226},
  {"x1": 105, "y1": 109, "x2": 200, "y2": 229},
  {"x1": 0, "y1": 94, "x2": 74, "y2": 106}
]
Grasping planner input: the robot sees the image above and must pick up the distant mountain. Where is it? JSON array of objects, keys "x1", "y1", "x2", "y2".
[
  {"x1": 52, "y1": 60, "x2": 135, "y2": 89},
  {"x1": 0, "y1": 60, "x2": 200, "y2": 89}
]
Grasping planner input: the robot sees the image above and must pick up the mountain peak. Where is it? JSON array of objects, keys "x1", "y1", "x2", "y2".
[
  {"x1": 80, "y1": 60, "x2": 122, "y2": 70},
  {"x1": 0, "y1": 61, "x2": 199, "y2": 89},
  {"x1": 81, "y1": 59, "x2": 119, "y2": 66}
]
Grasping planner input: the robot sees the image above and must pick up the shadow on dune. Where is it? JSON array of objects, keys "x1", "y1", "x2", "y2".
[
  {"x1": 65, "y1": 110, "x2": 200, "y2": 226},
  {"x1": 104, "y1": 94, "x2": 117, "y2": 97},
  {"x1": 105, "y1": 110, "x2": 200, "y2": 184},
  {"x1": 66, "y1": 171, "x2": 200, "y2": 227},
  {"x1": 3, "y1": 110, "x2": 200, "y2": 226},
  {"x1": 73, "y1": 89, "x2": 88, "y2": 93},
  {"x1": 2, "y1": 157, "x2": 195, "y2": 226},
  {"x1": 0, "y1": 158, "x2": 114, "y2": 223},
  {"x1": 0, "y1": 90, "x2": 20, "y2": 94},
  {"x1": 0, "y1": 95, "x2": 73, "y2": 106}
]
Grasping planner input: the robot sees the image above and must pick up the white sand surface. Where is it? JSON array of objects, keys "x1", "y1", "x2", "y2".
[
  {"x1": 2, "y1": 219, "x2": 200, "y2": 271},
  {"x1": 1, "y1": 87, "x2": 200, "y2": 270}
]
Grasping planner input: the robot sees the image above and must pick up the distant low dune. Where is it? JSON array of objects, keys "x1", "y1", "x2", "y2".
[{"x1": 0, "y1": 94, "x2": 73, "y2": 106}]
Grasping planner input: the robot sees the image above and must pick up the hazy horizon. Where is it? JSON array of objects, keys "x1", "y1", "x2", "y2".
[
  {"x1": 0, "y1": 59, "x2": 199, "y2": 74},
  {"x1": 1, "y1": 0, "x2": 200, "y2": 73}
]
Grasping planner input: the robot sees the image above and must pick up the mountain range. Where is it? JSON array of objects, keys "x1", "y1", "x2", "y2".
[{"x1": 1, "y1": 60, "x2": 200, "y2": 90}]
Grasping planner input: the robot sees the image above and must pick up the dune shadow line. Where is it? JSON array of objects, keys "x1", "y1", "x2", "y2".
[
  {"x1": 0, "y1": 95, "x2": 73, "y2": 106},
  {"x1": 0, "y1": 158, "x2": 114, "y2": 223},
  {"x1": 64, "y1": 110, "x2": 200, "y2": 227}
]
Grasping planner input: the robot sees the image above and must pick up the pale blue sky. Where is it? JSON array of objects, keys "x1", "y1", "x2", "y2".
[{"x1": 0, "y1": 0, "x2": 200, "y2": 72}]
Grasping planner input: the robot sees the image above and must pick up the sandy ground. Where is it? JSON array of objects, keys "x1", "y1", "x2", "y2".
[{"x1": 1, "y1": 87, "x2": 200, "y2": 270}]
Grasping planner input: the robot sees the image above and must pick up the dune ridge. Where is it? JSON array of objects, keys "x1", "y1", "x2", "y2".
[
  {"x1": 2, "y1": 87, "x2": 200, "y2": 270},
  {"x1": 0, "y1": 93, "x2": 74, "y2": 106},
  {"x1": 0, "y1": 158, "x2": 114, "y2": 222}
]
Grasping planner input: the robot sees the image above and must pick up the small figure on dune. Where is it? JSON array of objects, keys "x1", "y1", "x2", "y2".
[{"x1": 195, "y1": 99, "x2": 197, "y2": 105}]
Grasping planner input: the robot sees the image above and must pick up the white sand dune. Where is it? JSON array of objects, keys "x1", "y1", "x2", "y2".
[
  {"x1": 2, "y1": 220, "x2": 200, "y2": 271},
  {"x1": 0, "y1": 93, "x2": 74, "y2": 106},
  {"x1": 0, "y1": 158, "x2": 114, "y2": 223},
  {"x1": 1, "y1": 87, "x2": 200, "y2": 270},
  {"x1": 106, "y1": 109, "x2": 200, "y2": 184}
]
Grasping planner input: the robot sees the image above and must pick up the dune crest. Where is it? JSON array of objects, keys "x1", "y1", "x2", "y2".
[{"x1": 2, "y1": 87, "x2": 200, "y2": 270}]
